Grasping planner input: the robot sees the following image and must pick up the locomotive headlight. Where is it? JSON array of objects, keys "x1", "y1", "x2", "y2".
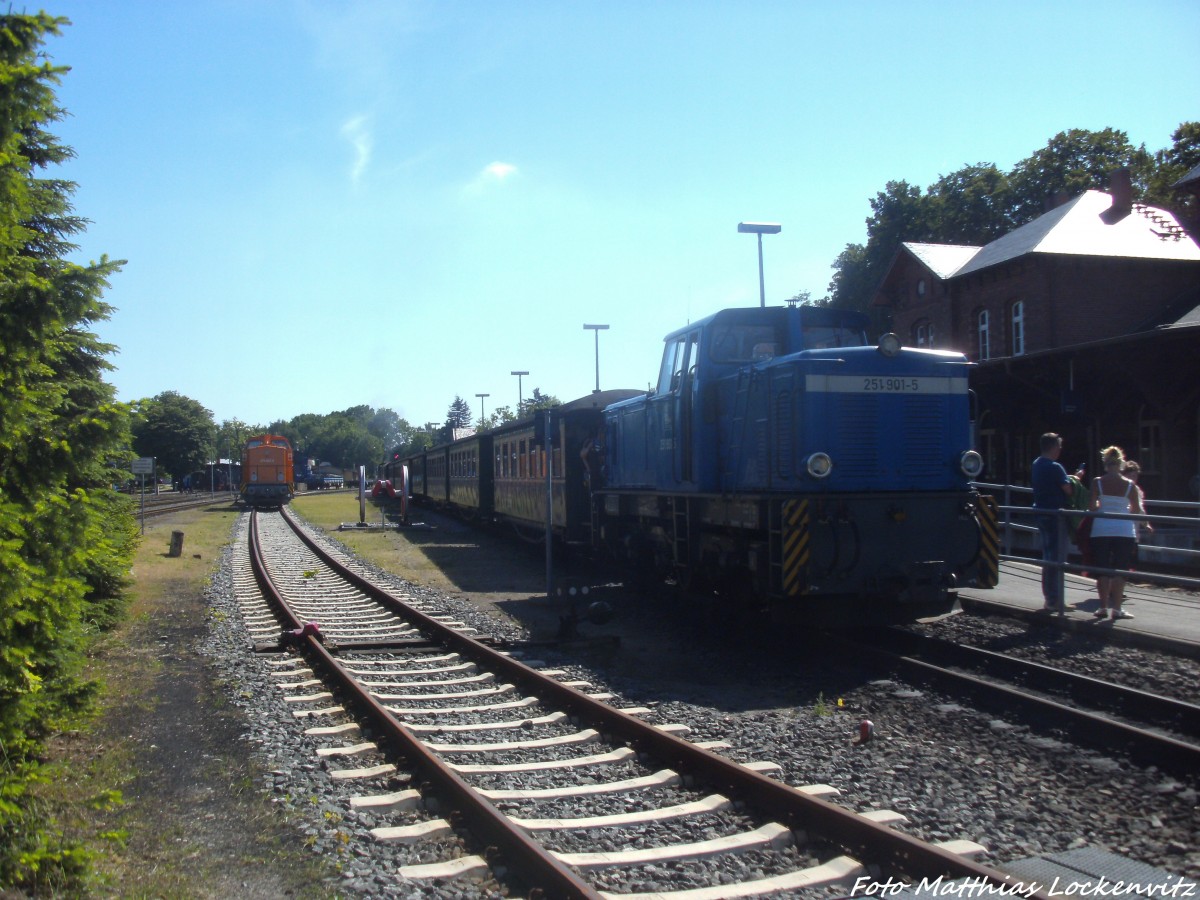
[
  {"x1": 877, "y1": 333, "x2": 902, "y2": 357},
  {"x1": 806, "y1": 452, "x2": 833, "y2": 479},
  {"x1": 960, "y1": 450, "x2": 984, "y2": 478}
]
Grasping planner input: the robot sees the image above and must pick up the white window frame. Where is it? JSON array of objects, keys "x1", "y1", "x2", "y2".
[
  {"x1": 977, "y1": 309, "x2": 991, "y2": 361},
  {"x1": 1011, "y1": 301, "x2": 1025, "y2": 356}
]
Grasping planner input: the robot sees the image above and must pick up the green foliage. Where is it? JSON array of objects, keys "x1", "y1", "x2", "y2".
[
  {"x1": 265, "y1": 404, "x2": 412, "y2": 469},
  {"x1": 0, "y1": 12, "x2": 136, "y2": 890},
  {"x1": 215, "y1": 417, "x2": 258, "y2": 462},
  {"x1": 130, "y1": 390, "x2": 216, "y2": 479},
  {"x1": 445, "y1": 395, "x2": 472, "y2": 430},
  {"x1": 476, "y1": 388, "x2": 562, "y2": 433},
  {"x1": 1005, "y1": 127, "x2": 1153, "y2": 224},
  {"x1": 1143, "y1": 122, "x2": 1200, "y2": 227}
]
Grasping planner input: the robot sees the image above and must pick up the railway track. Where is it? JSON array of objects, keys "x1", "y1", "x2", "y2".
[
  {"x1": 133, "y1": 492, "x2": 238, "y2": 518},
  {"x1": 835, "y1": 627, "x2": 1200, "y2": 776},
  {"x1": 233, "y1": 508, "x2": 1043, "y2": 898}
]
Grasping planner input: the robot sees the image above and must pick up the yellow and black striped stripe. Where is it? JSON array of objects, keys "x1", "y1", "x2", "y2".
[
  {"x1": 782, "y1": 499, "x2": 811, "y2": 596},
  {"x1": 976, "y1": 494, "x2": 999, "y2": 587}
]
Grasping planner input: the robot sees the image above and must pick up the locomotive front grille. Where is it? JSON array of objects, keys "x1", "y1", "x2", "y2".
[
  {"x1": 834, "y1": 395, "x2": 880, "y2": 478},
  {"x1": 900, "y1": 398, "x2": 946, "y2": 478},
  {"x1": 830, "y1": 394, "x2": 949, "y2": 481}
]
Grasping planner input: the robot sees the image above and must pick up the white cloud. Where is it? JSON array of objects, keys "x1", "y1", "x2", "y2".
[
  {"x1": 484, "y1": 161, "x2": 517, "y2": 180},
  {"x1": 341, "y1": 115, "x2": 373, "y2": 184},
  {"x1": 462, "y1": 160, "x2": 519, "y2": 195}
]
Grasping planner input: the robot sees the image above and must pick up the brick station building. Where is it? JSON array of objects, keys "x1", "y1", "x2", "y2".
[{"x1": 872, "y1": 180, "x2": 1200, "y2": 504}]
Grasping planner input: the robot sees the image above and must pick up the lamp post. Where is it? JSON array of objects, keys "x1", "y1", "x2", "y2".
[
  {"x1": 475, "y1": 393, "x2": 490, "y2": 425},
  {"x1": 737, "y1": 221, "x2": 781, "y2": 308},
  {"x1": 583, "y1": 324, "x2": 609, "y2": 393},
  {"x1": 511, "y1": 370, "x2": 528, "y2": 416}
]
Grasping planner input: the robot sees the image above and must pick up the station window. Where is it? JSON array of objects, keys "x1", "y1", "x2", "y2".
[
  {"x1": 1011, "y1": 301, "x2": 1025, "y2": 356},
  {"x1": 1138, "y1": 420, "x2": 1161, "y2": 474},
  {"x1": 977, "y1": 309, "x2": 991, "y2": 361}
]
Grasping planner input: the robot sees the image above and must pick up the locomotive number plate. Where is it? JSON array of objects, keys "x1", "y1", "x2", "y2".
[{"x1": 806, "y1": 375, "x2": 967, "y2": 395}]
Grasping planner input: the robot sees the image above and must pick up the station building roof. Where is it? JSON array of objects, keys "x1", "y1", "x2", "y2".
[{"x1": 895, "y1": 191, "x2": 1200, "y2": 287}]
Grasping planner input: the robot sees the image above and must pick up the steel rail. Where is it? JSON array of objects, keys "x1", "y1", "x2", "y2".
[
  {"x1": 249, "y1": 511, "x2": 602, "y2": 900},
  {"x1": 830, "y1": 631, "x2": 1200, "y2": 776},
  {"x1": 866, "y1": 627, "x2": 1200, "y2": 738},
  {"x1": 957, "y1": 595, "x2": 1200, "y2": 661},
  {"x1": 141, "y1": 495, "x2": 235, "y2": 516},
  {"x1": 275, "y1": 508, "x2": 1047, "y2": 896}
]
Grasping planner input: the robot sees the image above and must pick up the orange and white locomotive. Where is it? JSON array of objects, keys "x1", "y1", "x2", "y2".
[{"x1": 240, "y1": 434, "x2": 295, "y2": 507}]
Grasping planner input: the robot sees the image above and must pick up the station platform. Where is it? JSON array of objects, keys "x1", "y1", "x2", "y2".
[{"x1": 957, "y1": 560, "x2": 1200, "y2": 658}]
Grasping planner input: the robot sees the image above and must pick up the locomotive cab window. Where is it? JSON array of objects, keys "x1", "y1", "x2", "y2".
[
  {"x1": 657, "y1": 338, "x2": 686, "y2": 394},
  {"x1": 657, "y1": 331, "x2": 701, "y2": 394},
  {"x1": 802, "y1": 324, "x2": 866, "y2": 350},
  {"x1": 709, "y1": 323, "x2": 782, "y2": 364}
]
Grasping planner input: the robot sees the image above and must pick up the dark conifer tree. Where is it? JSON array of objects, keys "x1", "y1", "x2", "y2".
[{"x1": 0, "y1": 13, "x2": 136, "y2": 887}]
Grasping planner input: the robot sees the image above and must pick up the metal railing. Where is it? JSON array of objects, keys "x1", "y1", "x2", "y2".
[{"x1": 971, "y1": 482, "x2": 1200, "y2": 597}]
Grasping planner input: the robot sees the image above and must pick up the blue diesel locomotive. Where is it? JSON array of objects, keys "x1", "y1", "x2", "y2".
[
  {"x1": 596, "y1": 304, "x2": 992, "y2": 624},
  {"x1": 395, "y1": 304, "x2": 995, "y2": 626}
]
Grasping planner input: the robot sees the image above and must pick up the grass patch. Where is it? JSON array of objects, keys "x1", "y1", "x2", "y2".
[
  {"x1": 29, "y1": 500, "x2": 331, "y2": 898},
  {"x1": 291, "y1": 492, "x2": 454, "y2": 589}
]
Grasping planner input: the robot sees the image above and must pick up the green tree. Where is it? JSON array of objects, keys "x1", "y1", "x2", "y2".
[
  {"x1": 478, "y1": 405, "x2": 515, "y2": 432},
  {"x1": 130, "y1": 391, "x2": 216, "y2": 480},
  {"x1": 927, "y1": 162, "x2": 1010, "y2": 244},
  {"x1": 824, "y1": 241, "x2": 876, "y2": 316},
  {"x1": 445, "y1": 395, "x2": 472, "y2": 432},
  {"x1": 367, "y1": 407, "x2": 405, "y2": 450},
  {"x1": 1144, "y1": 121, "x2": 1200, "y2": 227},
  {"x1": 520, "y1": 387, "x2": 560, "y2": 418},
  {"x1": 0, "y1": 13, "x2": 136, "y2": 888},
  {"x1": 215, "y1": 417, "x2": 258, "y2": 462},
  {"x1": 316, "y1": 414, "x2": 383, "y2": 469},
  {"x1": 1006, "y1": 127, "x2": 1152, "y2": 224}
]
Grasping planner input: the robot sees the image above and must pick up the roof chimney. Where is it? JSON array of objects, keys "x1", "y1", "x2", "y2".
[{"x1": 1102, "y1": 167, "x2": 1133, "y2": 224}]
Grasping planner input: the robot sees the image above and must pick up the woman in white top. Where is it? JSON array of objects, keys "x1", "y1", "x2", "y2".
[{"x1": 1089, "y1": 446, "x2": 1146, "y2": 620}]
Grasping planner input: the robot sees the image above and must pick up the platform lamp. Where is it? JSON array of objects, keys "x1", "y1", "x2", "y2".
[
  {"x1": 583, "y1": 324, "x2": 609, "y2": 393},
  {"x1": 511, "y1": 370, "x2": 528, "y2": 416},
  {"x1": 737, "y1": 221, "x2": 781, "y2": 308},
  {"x1": 475, "y1": 393, "x2": 490, "y2": 425}
]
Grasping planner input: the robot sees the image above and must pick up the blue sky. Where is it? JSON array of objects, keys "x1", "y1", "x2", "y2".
[{"x1": 48, "y1": 0, "x2": 1198, "y2": 432}]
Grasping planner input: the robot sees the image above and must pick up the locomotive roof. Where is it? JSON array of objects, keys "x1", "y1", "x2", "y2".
[
  {"x1": 659, "y1": 305, "x2": 870, "y2": 343},
  {"x1": 244, "y1": 433, "x2": 292, "y2": 448}
]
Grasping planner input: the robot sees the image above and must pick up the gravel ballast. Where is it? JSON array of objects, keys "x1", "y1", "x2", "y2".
[{"x1": 201, "y1": 511, "x2": 1200, "y2": 898}]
